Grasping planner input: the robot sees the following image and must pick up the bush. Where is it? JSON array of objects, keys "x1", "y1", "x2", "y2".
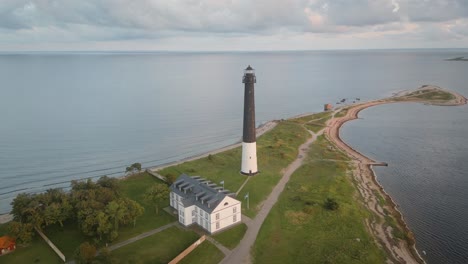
[
  {"x1": 75, "y1": 242, "x2": 97, "y2": 264},
  {"x1": 324, "y1": 198, "x2": 339, "y2": 211}
]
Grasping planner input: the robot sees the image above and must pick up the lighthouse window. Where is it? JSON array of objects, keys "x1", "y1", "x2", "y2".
[{"x1": 249, "y1": 156, "x2": 251, "y2": 159}]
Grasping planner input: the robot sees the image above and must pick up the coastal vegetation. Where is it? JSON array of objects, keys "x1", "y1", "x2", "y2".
[
  {"x1": 1, "y1": 86, "x2": 462, "y2": 263},
  {"x1": 143, "y1": 183, "x2": 170, "y2": 214},
  {"x1": 159, "y1": 121, "x2": 310, "y2": 218},
  {"x1": 212, "y1": 223, "x2": 247, "y2": 249},
  {"x1": 0, "y1": 173, "x2": 174, "y2": 262},
  {"x1": 253, "y1": 135, "x2": 386, "y2": 263},
  {"x1": 392, "y1": 85, "x2": 457, "y2": 103},
  {"x1": 125, "y1": 162, "x2": 142, "y2": 175},
  {"x1": 179, "y1": 240, "x2": 224, "y2": 264},
  {"x1": 290, "y1": 111, "x2": 333, "y2": 133},
  {"x1": 111, "y1": 226, "x2": 199, "y2": 264}
]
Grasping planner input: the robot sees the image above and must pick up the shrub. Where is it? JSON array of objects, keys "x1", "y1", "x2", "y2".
[{"x1": 324, "y1": 198, "x2": 339, "y2": 211}]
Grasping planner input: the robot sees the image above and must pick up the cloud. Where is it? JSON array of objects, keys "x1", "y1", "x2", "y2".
[{"x1": 0, "y1": 0, "x2": 467, "y2": 50}]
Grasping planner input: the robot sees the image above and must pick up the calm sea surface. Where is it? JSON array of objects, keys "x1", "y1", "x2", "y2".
[{"x1": 1, "y1": 50, "x2": 467, "y2": 263}]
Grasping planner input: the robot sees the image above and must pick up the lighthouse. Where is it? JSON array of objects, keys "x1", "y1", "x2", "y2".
[{"x1": 241, "y1": 65, "x2": 258, "y2": 175}]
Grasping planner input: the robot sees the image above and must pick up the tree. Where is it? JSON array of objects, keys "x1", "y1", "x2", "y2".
[
  {"x1": 11, "y1": 193, "x2": 34, "y2": 222},
  {"x1": 105, "y1": 201, "x2": 126, "y2": 232},
  {"x1": 75, "y1": 242, "x2": 97, "y2": 264},
  {"x1": 97, "y1": 176, "x2": 120, "y2": 193},
  {"x1": 125, "y1": 163, "x2": 142, "y2": 175},
  {"x1": 324, "y1": 198, "x2": 339, "y2": 211},
  {"x1": 144, "y1": 184, "x2": 170, "y2": 214},
  {"x1": 131, "y1": 163, "x2": 142, "y2": 172},
  {"x1": 96, "y1": 247, "x2": 117, "y2": 264},
  {"x1": 8, "y1": 221, "x2": 34, "y2": 244},
  {"x1": 120, "y1": 198, "x2": 144, "y2": 227},
  {"x1": 96, "y1": 211, "x2": 113, "y2": 241}
]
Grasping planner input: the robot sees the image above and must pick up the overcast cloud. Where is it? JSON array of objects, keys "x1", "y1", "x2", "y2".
[{"x1": 1, "y1": 0, "x2": 468, "y2": 51}]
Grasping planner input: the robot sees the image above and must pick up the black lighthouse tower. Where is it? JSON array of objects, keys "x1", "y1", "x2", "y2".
[{"x1": 241, "y1": 65, "x2": 258, "y2": 175}]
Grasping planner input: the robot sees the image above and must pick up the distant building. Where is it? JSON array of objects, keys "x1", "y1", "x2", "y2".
[
  {"x1": 324, "y1": 104, "x2": 333, "y2": 111},
  {"x1": 169, "y1": 174, "x2": 241, "y2": 234},
  {"x1": 0, "y1": 236, "x2": 16, "y2": 256}
]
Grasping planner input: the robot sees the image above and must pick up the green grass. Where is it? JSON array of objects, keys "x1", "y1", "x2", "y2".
[
  {"x1": 406, "y1": 90, "x2": 455, "y2": 101},
  {"x1": 0, "y1": 173, "x2": 176, "y2": 263},
  {"x1": 335, "y1": 108, "x2": 349, "y2": 118},
  {"x1": 112, "y1": 226, "x2": 199, "y2": 264},
  {"x1": 212, "y1": 223, "x2": 247, "y2": 249},
  {"x1": 178, "y1": 240, "x2": 224, "y2": 264},
  {"x1": 159, "y1": 147, "x2": 248, "y2": 194},
  {"x1": 160, "y1": 121, "x2": 310, "y2": 218},
  {"x1": 253, "y1": 135, "x2": 386, "y2": 264},
  {"x1": 305, "y1": 123, "x2": 325, "y2": 133},
  {"x1": 43, "y1": 220, "x2": 88, "y2": 259},
  {"x1": 43, "y1": 173, "x2": 175, "y2": 260},
  {"x1": 291, "y1": 111, "x2": 333, "y2": 134},
  {"x1": 291, "y1": 111, "x2": 332, "y2": 124},
  {"x1": 0, "y1": 235, "x2": 62, "y2": 264},
  {"x1": 116, "y1": 172, "x2": 175, "y2": 242}
]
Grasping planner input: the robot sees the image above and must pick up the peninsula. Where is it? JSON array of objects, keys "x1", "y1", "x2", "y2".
[{"x1": 1, "y1": 85, "x2": 465, "y2": 264}]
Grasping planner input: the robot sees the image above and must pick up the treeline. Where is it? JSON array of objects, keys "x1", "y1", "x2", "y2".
[{"x1": 8, "y1": 176, "x2": 144, "y2": 244}]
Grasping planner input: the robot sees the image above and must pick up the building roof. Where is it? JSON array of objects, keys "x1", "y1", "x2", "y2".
[
  {"x1": 245, "y1": 65, "x2": 253, "y2": 70},
  {"x1": 170, "y1": 174, "x2": 237, "y2": 213},
  {"x1": 0, "y1": 236, "x2": 14, "y2": 249}
]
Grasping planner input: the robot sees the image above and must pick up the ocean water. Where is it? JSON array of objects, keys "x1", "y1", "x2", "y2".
[
  {"x1": 1, "y1": 50, "x2": 468, "y2": 263},
  {"x1": 341, "y1": 103, "x2": 468, "y2": 264}
]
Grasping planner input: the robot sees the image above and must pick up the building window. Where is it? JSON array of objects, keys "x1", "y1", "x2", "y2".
[
  {"x1": 192, "y1": 210, "x2": 195, "y2": 216},
  {"x1": 233, "y1": 207, "x2": 237, "y2": 213},
  {"x1": 233, "y1": 214, "x2": 237, "y2": 222},
  {"x1": 216, "y1": 222, "x2": 220, "y2": 229},
  {"x1": 195, "y1": 207, "x2": 198, "y2": 213},
  {"x1": 216, "y1": 213, "x2": 219, "y2": 220}
]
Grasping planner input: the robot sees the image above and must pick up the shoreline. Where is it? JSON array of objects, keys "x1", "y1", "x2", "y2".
[
  {"x1": 325, "y1": 85, "x2": 467, "y2": 263},
  {"x1": 2, "y1": 85, "x2": 466, "y2": 263}
]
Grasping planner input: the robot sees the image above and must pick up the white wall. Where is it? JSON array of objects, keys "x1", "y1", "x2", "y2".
[
  {"x1": 241, "y1": 142, "x2": 258, "y2": 174},
  {"x1": 183, "y1": 205, "x2": 195, "y2": 226},
  {"x1": 171, "y1": 191, "x2": 242, "y2": 233},
  {"x1": 210, "y1": 196, "x2": 241, "y2": 233}
]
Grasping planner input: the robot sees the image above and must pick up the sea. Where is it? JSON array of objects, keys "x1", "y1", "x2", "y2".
[{"x1": 0, "y1": 49, "x2": 467, "y2": 263}]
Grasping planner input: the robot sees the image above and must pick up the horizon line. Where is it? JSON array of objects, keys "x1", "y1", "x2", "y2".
[{"x1": 1, "y1": 47, "x2": 468, "y2": 54}]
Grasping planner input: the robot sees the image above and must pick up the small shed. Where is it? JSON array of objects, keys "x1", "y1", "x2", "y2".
[
  {"x1": 0, "y1": 236, "x2": 16, "y2": 255},
  {"x1": 324, "y1": 104, "x2": 333, "y2": 111}
]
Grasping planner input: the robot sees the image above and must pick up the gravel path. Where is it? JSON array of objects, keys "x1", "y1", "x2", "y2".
[{"x1": 221, "y1": 129, "x2": 321, "y2": 264}]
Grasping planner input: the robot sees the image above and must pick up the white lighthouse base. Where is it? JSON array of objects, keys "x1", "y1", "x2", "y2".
[{"x1": 241, "y1": 142, "x2": 258, "y2": 175}]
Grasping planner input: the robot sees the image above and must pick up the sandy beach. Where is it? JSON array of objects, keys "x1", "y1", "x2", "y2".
[{"x1": 324, "y1": 85, "x2": 467, "y2": 263}]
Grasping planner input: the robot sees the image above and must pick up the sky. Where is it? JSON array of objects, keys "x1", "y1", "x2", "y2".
[{"x1": 1, "y1": 0, "x2": 468, "y2": 51}]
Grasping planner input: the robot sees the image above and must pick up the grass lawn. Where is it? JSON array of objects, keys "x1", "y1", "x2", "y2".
[
  {"x1": 335, "y1": 108, "x2": 349, "y2": 118},
  {"x1": 0, "y1": 235, "x2": 62, "y2": 264},
  {"x1": 179, "y1": 240, "x2": 224, "y2": 264},
  {"x1": 412, "y1": 90, "x2": 455, "y2": 100},
  {"x1": 291, "y1": 111, "x2": 332, "y2": 124},
  {"x1": 253, "y1": 135, "x2": 386, "y2": 264},
  {"x1": 111, "y1": 226, "x2": 199, "y2": 264},
  {"x1": 212, "y1": 223, "x2": 247, "y2": 249},
  {"x1": 116, "y1": 172, "x2": 175, "y2": 242},
  {"x1": 160, "y1": 121, "x2": 310, "y2": 218},
  {"x1": 305, "y1": 123, "x2": 325, "y2": 133},
  {"x1": 44, "y1": 220, "x2": 88, "y2": 260}
]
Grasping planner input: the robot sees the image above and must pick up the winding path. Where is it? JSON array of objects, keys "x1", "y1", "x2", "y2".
[{"x1": 221, "y1": 129, "x2": 322, "y2": 264}]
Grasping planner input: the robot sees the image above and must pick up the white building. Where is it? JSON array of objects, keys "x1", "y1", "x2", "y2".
[{"x1": 169, "y1": 174, "x2": 242, "y2": 234}]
